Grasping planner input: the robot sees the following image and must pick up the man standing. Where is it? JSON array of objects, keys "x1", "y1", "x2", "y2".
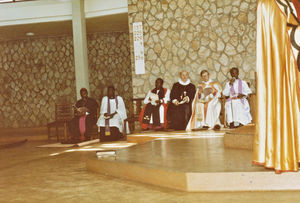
[
  {"x1": 186, "y1": 70, "x2": 222, "y2": 131},
  {"x1": 139, "y1": 78, "x2": 170, "y2": 130},
  {"x1": 223, "y1": 67, "x2": 252, "y2": 128},
  {"x1": 168, "y1": 70, "x2": 196, "y2": 130},
  {"x1": 97, "y1": 86, "x2": 128, "y2": 142},
  {"x1": 68, "y1": 88, "x2": 99, "y2": 141}
]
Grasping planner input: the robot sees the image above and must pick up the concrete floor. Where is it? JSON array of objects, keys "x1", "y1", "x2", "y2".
[{"x1": 1, "y1": 138, "x2": 300, "y2": 202}]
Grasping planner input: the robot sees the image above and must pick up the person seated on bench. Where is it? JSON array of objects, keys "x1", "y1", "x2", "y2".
[
  {"x1": 139, "y1": 78, "x2": 170, "y2": 130},
  {"x1": 97, "y1": 86, "x2": 128, "y2": 142},
  {"x1": 223, "y1": 67, "x2": 252, "y2": 128},
  {"x1": 186, "y1": 70, "x2": 222, "y2": 131},
  {"x1": 68, "y1": 88, "x2": 99, "y2": 142}
]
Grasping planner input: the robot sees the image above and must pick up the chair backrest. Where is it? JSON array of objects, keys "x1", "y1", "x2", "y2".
[
  {"x1": 128, "y1": 98, "x2": 144, "y2": 118},
  {"x1": 55, "y1": 102, "x2": 73, "y2": 122},
  {"x1": 249, "y1": 93, "x2": 256, "y2": 123}
]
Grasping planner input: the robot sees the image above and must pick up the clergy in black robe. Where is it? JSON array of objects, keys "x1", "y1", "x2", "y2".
[
  {"x1": 168, "y1": 70, "x2": 196, "y2": 130},
  {"x1": 139, "y1": 78, "x2": 170, "y2": 130},
  {"x1": 68, "y1": 88, "x2": 99, "y2": 141}
]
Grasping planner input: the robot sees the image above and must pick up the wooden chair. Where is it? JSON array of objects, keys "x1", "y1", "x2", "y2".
[
  {"x1": 47, "y1": 101, "x2": 73, "y2": 141},
  {"x1": 219, "y1": 93, "x2": 256, "y2": 127},
  {"x1": 71, "y1": 104, "x2": 100, "y2": 140},
  {"x1": 220, "y1": 81, "x2": 256, "y2": 127},
  {"x1": 89, "y1": 106, "x2": 100, "y2": 140},
  {"x1": 124, "y1": 98, "x2": 144, "y2": 133},
  {"x1": 219, "y1": 96, "x2": 227, "y2": 127},
  {"x1": 248, "y1": 93, "x2": 256, "y2": 123}
]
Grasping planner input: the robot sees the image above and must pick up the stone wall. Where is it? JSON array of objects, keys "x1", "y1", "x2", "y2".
[
  {"x1": 0, "y1": 31, "x2": 132, "y2": 128},
  {"x1": 88, "y1": 32, "x2": 132, "y2": 108},
  {"x1": 128, "y1": 0, "x2": 257, "y2": 98}
]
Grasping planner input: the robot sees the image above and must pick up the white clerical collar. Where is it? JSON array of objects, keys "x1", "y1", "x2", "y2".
[
  {"x1": 203, "y1": 79, "x2": 212, "y2": 84},
  {"x1": 178, "y1": 79, "x2": 191, "y2": 85},
  {"x1": 233, "y1": 78, "x2": 240, "y2": 84}
]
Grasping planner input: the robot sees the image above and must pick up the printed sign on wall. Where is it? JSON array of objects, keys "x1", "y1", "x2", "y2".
[{"x1": 133, "y1": 22, "x2": 145, "y2": 75}]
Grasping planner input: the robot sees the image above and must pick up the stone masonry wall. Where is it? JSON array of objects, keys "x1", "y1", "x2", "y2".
[
  {"x1": 128, "y1": 0, "x2": 257, "y2": 98},
  {"x1": 88, "y1": 32, "x2": 132, "y2": 109},
  {"x1": 0, "y1": 31, "x2": 132, "y2": 128}
]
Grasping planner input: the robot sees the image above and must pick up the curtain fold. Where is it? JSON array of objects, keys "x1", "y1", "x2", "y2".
[{"x1": 253, "y1": 0, "x2": 300, "y2": 173}]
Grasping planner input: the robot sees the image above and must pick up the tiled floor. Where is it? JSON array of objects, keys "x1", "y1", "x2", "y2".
[{"x1": 1, "y1": 130, "x2": 300, "y2": 202}]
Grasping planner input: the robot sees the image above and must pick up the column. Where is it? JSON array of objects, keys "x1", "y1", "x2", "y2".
[{"x1": 72, "y1": 0, "x2": 89, "y2": 99}]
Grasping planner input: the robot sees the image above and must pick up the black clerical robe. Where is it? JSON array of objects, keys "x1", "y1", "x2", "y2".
[
  {"x1": 68, "y1": 97, "x2": 99, "y2": 140},
  {"x1": 168, "y1": 81, "x2": 196, "y2": 130}
]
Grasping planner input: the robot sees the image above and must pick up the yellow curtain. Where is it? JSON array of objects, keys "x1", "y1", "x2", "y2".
[{"x1": 253, "y1": 0, "x2": 300, "y2": 172}]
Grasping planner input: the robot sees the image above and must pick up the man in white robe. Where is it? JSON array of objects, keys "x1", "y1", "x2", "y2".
[
  {"x1": 97, "y1": 86, "x2": 128, "y2": 141},
  {"x1": 223, "y1": 67, "x2": 252, "y2": 128},
  {"x1": 186, "y1": 70, "x2": 222, "y2": 131},
  {"x1": 140, "y1": 78, "x2": 170, "y2": 130}
]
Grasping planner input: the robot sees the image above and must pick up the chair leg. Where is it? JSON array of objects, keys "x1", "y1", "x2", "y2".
[
  {"x1": 132, "y1": 122, "x2": 135, "y2": 132},
  {"x1": 223, "y1": 105, "x2": 227, "y2": 128},
  {"x1": 123, "y1": 121, "x2": 127, "y2": 136},
  {"x1": 123, "y1": 120, "x2": 128, "y2": 141},
  {"x1": 47, "y1": 125, "x2": 51, "y2": 141},
  {"x1": 97, "y1": 126, "x2": 100, "y2": 140},
  {"x1": 55, "y1": 125, "x2": 59, "y2": 141},
  {"x1": 129, "y1": 121, "x2": 135, "y2": 133},
  {"x1": 64, "y1": 122, "x2": 68, "y2": 141}
]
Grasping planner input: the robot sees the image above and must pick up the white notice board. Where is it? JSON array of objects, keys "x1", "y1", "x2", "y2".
[{"x1": 133, "y1": 22, "x2": 145, "y2": 75}]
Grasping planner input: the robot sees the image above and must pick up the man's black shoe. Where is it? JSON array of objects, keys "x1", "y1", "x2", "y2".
[{"x1": 213, "y1": 124, "x2": 221, "y2": 130}]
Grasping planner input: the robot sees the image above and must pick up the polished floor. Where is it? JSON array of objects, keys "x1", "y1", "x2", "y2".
[
  {"x1": 1, "y1": 130, "x2": 300, "y2": 202},
  {"x1": 115, "y1": 136, "x2": 265, "y2": 173}
]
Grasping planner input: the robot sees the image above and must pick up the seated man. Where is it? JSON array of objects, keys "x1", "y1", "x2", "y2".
[
  {"x1": 97, "y1": 86, "x2": 128, "y2": 142},
  {"x1": 167, "y1": 70, "x2": 196, "y2": 130},
  {"x1": 139, "y1": 78, "x2": 170, "y2": 130},
  {"x1": 186, "y1": 70, "x2": 222, "y2": 131},
  {"x1": 68, "y1": 88, "x2": 99, "y2": 142},
  {"x1": 223, "y1": 67, "x2": 252, "y2": 128}
]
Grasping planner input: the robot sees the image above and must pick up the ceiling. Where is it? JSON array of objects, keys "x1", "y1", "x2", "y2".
[{"x1": 0, "y1": 13, "x2": 129, "y2": 41}]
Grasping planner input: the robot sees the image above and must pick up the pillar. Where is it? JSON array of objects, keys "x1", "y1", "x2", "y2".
[{"x1": 71, "y1": 0, "x2": 89, "y2": 99}]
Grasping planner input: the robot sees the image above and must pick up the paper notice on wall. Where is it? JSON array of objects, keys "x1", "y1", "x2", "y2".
[{"x1": 133, "y1": 22, "x2": 145, "y2": 75}]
